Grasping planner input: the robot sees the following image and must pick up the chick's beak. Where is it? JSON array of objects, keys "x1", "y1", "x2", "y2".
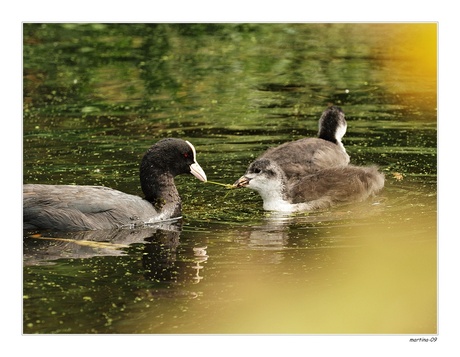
[
  {"x1": 233, "y1": 176, "x2": 250, "y2": 188},
  {"x1": 190, "y1": 161, "x2": 207, "y2": 182}
]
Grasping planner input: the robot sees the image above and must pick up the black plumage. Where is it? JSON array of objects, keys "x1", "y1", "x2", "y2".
[{"x1": 23, "y1": 138, "x2": 207, "y2": 231}]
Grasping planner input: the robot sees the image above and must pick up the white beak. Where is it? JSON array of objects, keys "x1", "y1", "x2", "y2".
[
  {"x1": 185, "y1": 140, "x2": 207, "y2": 182},
  {"x1": 190, "y1": 161, "x2": 207, "y2": 182}
]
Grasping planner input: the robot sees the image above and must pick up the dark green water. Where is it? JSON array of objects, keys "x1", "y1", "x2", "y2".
[{"x1": 23, "y1": 23, "x2": 437, "y2": 334}]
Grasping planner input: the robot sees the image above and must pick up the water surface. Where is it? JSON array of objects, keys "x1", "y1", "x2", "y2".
[{"x1": 23, "y1": 23, "x2": 437, "y2": 334}]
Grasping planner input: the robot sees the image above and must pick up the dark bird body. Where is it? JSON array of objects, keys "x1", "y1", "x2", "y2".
[{"x1": 23, "y1": 138, "x2": 207, "y2": 231}]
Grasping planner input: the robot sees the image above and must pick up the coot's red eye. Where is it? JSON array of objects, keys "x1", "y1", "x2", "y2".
[{"x1": 183, "y1": 152, "x2": 189, "y2": 158}]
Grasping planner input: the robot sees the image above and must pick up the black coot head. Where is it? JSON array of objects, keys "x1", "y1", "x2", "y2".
[
  {"x1": 318, "y1": 106, "x2": 347, "y2": 144},
  {"x1": 141, "y1": 138, "x2": 207, "y2": 181}
]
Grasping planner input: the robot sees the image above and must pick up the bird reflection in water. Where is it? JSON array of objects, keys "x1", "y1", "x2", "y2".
[
  {"x1": 23, "y1": 221, "x2": 209, "y2": 298},
  {"x1": 142, "y1": 229, "x2": 209, "y2": 286}
]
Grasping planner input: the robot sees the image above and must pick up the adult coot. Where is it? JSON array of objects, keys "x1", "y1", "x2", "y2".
[{"x1": 23, "y1": 138, "x2": 207, "y2": 231}]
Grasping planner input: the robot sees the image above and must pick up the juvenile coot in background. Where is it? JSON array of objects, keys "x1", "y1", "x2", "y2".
[
  {"x1": 258, "y1": 106, "x2": 350, "y2": 178},
  {"x1": 23, "y1": 138, "x2": 207, "y2": 231}
]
